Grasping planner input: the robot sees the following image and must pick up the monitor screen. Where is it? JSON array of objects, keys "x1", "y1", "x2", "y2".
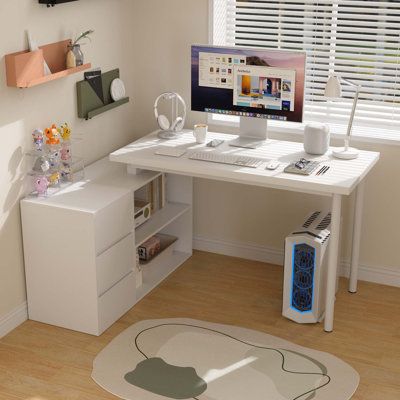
[{"x1": 191, "y1": 45, "x2": 306, "y2": 123}]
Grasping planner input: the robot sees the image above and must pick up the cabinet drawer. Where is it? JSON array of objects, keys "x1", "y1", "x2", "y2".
[
  {"x1": 94, "y1": 192, "x2": 134, "y2": 254},
  {"x1": 96, "y1": 233, "x2": 134, "y2": 296},
  {"x1": 98, "y1": 271, "x2": 136, "y2": 334}
]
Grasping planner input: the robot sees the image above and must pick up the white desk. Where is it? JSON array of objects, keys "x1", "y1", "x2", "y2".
[{"x1": 110, "y1": 131, "x2": 380, "y2": 332}]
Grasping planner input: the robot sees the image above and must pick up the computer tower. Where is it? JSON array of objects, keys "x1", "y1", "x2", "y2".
[{"x1": 282, "y1": 211, "x2": 331, "y2": 324}]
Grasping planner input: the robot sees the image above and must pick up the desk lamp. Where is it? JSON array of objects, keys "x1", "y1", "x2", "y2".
[{"x1": 324, "y1": 75, "x2": 360, "y2": 159}]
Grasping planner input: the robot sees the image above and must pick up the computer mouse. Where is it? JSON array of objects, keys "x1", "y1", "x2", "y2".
[{"x1": 266, "y1": 161, "x2": 280, "y2": 170}]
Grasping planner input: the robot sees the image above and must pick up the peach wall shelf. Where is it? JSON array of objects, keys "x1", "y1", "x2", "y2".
[{"x1": 5, "y1": 39, "x2": 91, "y2": 88}]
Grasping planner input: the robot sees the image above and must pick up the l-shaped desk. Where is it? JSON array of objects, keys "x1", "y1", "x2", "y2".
[{"x1": 110, "y1": 130, "x2": 380, "y2": 332}]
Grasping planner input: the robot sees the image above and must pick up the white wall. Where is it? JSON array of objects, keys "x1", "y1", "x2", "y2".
[
  {"x1": 0, "y1": 0, "x2": 137, "y2": 320},
  {"x1": 130, "y1": 0, "x2": 400, "y2": 278}
]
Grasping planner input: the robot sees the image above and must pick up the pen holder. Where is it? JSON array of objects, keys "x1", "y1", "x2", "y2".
[{"x1": 303, "y1": 123, "x2": 330, "y2": 155}]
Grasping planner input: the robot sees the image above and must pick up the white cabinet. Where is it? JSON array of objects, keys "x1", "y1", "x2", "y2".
[
  {"x1": 21, "y1": 158, "x2": 192, "y2": 335},
  {"x1": 96, "y1": 233, "x2": 135, "y2": 296}
]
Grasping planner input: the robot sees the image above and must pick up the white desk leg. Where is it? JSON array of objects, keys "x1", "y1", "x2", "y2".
[
  {"x1": 324, "y1": 193, "x2": 342, "y2": 333},
  {"x1": 349, "y1": 180, "x2": 365, "y2": 293}
]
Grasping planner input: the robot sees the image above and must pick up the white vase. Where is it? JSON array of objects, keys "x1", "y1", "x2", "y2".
[
  {"x1": 66, "y1": 49, "x2": 76, "y2": 69},
  {"x1": 303, "y1": 123, "x2": 330, "y2": 155}
]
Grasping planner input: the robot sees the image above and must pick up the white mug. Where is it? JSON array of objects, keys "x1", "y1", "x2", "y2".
[{"x1": 193, "y1": 124, "x2": 208, "y2": 144}]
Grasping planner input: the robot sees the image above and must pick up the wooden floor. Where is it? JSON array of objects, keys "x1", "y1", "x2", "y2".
[{"x1": 0, "y1": 250, "x2": 399, "y2": 399}]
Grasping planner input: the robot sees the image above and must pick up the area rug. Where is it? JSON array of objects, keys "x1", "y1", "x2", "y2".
[{"x1": 92, "y1": 319, "x2": 359, "y2": 400}]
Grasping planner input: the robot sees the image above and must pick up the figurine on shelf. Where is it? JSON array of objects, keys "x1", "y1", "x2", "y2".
[
  {"x1": 60, "y1": 123, "x2": 71, "y2": 142},
  {"x1": 48, "y1": 171, "x2": 61, "y2": 187},
  {"x1": 60, "y1": 163, "x2": 72, "y2": 182},
  {"x1": 32, "y1": 156, "x2": 50, "y2": 173},
  {"x1": 45, "y1": 124, "x2": 60, "y2": 146},
  {"x1": 34, "y1": 175, "x2": 49, "y2": 196},
  {"x1": 60, "y1": 143, "x2": 71, "y2": 161},
  {"x1": 32, "y1": 129, "x2": 44, "y2": 152},
  {"x1": 48, "y1": 150, "x2": 61, "y2": 170}
]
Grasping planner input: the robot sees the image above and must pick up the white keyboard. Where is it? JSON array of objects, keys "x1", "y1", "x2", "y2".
[{"x1": 189, "y1": 151, "x2": 264, "y2": 168}]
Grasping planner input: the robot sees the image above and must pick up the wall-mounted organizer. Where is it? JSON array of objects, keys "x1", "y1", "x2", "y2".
[
  {"x1": 76, "y1": 68, "x2": 130, "y2": 120},
  {"x1": 39, "y1": 0, "x2": 78, "y2": 6},
  {"x1": 5, "y1": 39, "x2": 91, "y2": 88}
]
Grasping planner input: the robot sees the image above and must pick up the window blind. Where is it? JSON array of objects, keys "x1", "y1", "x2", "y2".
[{"x1": 215, "y1": 0, "x2": 400, "y2": 134}]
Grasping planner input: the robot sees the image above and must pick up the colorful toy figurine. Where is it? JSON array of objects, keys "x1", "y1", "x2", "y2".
[
  {"x1": 48, "y1": 150, "x2": 61, "y2": 170},
  {"x1": 60, "y1": 123, "x2": 71, "y2": 142},
  {"x1": 32, "y1": 156, "x2": 50, "y2": 173},
  {"x1": 60, "y1": 143, "x2": 71, "y2": 161},
  {"x1": 32, "y1": 129, "x2": 44, "y2": 152},
  {"x1": 45, "y1": 124, "x2": 61, "y2": 146},
  {"x1": 48, "y1": 171, "x2": 61, "y2": 186},
  {"x1": 60, "y1": 163, "x2": 72, "y2": 182},
  {"x1": 34, "y1": 175, "x2": 49, "y2": 196}
]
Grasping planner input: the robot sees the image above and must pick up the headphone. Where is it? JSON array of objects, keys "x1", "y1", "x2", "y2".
[{"x1": 154, "y1": 92, "x2": 186, "y2": 139}]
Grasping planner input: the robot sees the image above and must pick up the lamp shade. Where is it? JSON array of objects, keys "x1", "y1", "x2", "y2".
[{"x1": 324, "y1": 75, "x2": 342, "y2": 99}]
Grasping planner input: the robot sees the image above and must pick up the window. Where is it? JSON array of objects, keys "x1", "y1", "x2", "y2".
[{"x1": 211, "y1": 0, "x2": 400, "y2": 139}]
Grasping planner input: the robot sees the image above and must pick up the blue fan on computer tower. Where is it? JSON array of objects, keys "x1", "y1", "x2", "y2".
[{"x1": 282, "y1": 211, "x2": 332, "y2": 323}]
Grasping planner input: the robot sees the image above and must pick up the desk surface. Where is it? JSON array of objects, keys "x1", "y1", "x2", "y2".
[{"x1": 110, "y1": 131, "x2": 380, "y2": 196}]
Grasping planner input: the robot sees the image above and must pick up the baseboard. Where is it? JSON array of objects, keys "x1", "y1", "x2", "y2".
[
  {"x1": 0, "y1": 302, "x2": 28, "y2": 339},
  {"x1": 338, "y1": 261, "x2": 400, "y2": 288},
  {"x1": 194, "y1": 235, "x2": 284, "y2": 266},
  {"x1": 193, "y1": 235, "x2": 400, "y2": 288}
]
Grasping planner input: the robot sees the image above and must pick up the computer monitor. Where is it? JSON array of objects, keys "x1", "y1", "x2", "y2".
[{"x1": 191, "y1": 45, "x2": 306, "y2": 148}]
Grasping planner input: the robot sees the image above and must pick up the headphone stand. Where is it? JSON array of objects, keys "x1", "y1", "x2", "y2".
[
  {"x1": 158, "y1": 129, "x2": 185, "y2": 140},
  {"x1": 154, "y1": 92, "x2": 187, "y2": 139}
]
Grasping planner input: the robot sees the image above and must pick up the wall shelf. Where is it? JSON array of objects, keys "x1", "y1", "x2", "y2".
[
  {"x1": 77, "y1": 68, "x2": 129, "y2": 120},
  {"x1": 5, "y1": 39, "x2": 91, "y2": 88},
  {"x1": 39, "y1": 0, "x2": 78, "y2": 6},
  {"x1": 87, "y1": 97, "x2": 129, "y2": 119}
]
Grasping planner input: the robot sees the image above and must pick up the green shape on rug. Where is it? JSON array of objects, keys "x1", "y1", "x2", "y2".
[{"x1": 124, "y1": 357, "x2": 207, "y2": 399}]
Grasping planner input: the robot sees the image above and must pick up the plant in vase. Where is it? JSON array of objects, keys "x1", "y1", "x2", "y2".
[{"x1": 66, "y1": 30, "x2": 94, "y2": 68}]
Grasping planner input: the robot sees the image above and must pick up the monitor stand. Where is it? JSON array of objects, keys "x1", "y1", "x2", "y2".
[{"x1": 229, "y1": 116, "x2": 269, "y2": 149}]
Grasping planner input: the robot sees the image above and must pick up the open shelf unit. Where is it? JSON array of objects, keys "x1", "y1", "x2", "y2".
[
  {"x1": 136, "y1": 250, "x2": 190, "y2": 303},
  {"x1": 5, "y1": 39, "x2": 91, "y2": 88},
  {"x1": 133, "y1": 172, "x2": 193, "y2": 303},
  {"x1": 135, "y1": 202, "x2": 191, "y2": 247}
]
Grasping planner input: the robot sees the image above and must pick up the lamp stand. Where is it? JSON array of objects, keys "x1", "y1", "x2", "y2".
[
  {"x1": 332, "y1": 138, "x2": 359, "y2": 159},
  {"x1": 332, "y1": 83, "x2": 360, "y2": 160}
]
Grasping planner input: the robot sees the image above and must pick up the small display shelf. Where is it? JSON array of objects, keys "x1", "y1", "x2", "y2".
[
  {"x1": 77, "y1": 69, "x2": 129, "y2": 120},
  {"x1": 5, "y1": 39, "x2": 91, "y2": 88}
]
